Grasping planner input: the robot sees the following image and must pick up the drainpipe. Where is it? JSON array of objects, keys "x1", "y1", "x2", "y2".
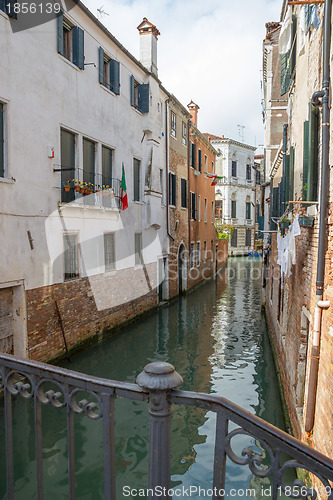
[
  {"x1": 165, "y1": 98, "x2": 174, "y2": 243},
  {"x1": 304, "y1": 0, "x2": 332, "y2": 433}
]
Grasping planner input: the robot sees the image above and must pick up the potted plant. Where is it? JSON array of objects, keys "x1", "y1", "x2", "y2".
[
  {"x1": 63, "y1": 179, "x2": 72, "y2": 192},
  {"x1": 74, "y1": 180, "x2": 80, "y2": 192},
  {"x1": 102, "y1": 185, "x2": 109, "y2": 196},
  {"x1": 79, "y1": 182, "x2": 85, "y2": 194},
  {"x1": 86, "y1": 183, "x2": 93, "y2": 195}
]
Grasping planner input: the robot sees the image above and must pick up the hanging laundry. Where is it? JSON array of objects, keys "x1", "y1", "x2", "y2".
[
  {"x1": 279, "y1": 6, "x2": 293, "y2": 54},
  {"x1": 277, "y1": 214, "x2": 301, "y2": 278},
  {"x1": 298, "y1": 6, "x2": 306, "y2": 57}
]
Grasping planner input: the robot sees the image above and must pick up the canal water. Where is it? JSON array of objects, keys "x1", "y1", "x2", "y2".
[{"x1": 0, "y1": 258, "x2": 288, "y2": 499}]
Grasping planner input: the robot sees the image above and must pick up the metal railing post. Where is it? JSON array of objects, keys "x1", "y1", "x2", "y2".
[{"x1": 137, "y1": 362, "x2": 183, "y2": 500}]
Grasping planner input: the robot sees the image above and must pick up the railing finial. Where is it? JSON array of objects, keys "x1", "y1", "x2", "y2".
[{"x1": 136, "y1": 361, "x2": 183, "y2": 391}]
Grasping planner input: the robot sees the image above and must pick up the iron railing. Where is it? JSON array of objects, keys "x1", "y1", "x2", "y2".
[{"x1": 0, "y1": 353, "x2": 332, "y2": 500}]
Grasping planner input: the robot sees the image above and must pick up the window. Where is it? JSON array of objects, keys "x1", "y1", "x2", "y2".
[
  {"x1": 231, "y1": 200, "x2": 237, "y2": 218},
  {"x1": 57, "y1": 13, "x2": 84, "y2": 69},
  {"x1": 171, "y1": 111, "x2": 176, "y2": 137},
  {"x1": 181, "y1": 178, "x2": 187, "y2": 208},
  {"x1": 83, "y1": 138, "x2": 95, "y2": 185},
  {"x1": 212, "y1": 161, "x2": 215, "y2": 174},
  {"x1": 190, "y1": 142, "x2": 196, "y2": 169},
  {"x1": 204, "y1": 241, "x2": 207, "y2": 260},
  {"x1": 205, "y1": 155, "x2": 208, "y2": 172},
  {"x1": 133, "y1": 158, "x2": 141, "y2": 201},
  {"x1": 210, "y1": 240, "x2": 214, "y2": 259},
  {"x1": 98, "y1": 47, "x2": 120, "y2": 94},
  {"x1": 190, "y1": 243, "x2": 195, "y2": 268},
  {"x1": 246, "y1": 163, "x2": 251, "y2": 180},
  {"x1": 0, "y1": 103, "x2": 4, "y2": 178},
  {"x1": 232, "y1": 160, "x2": 237, "y2": 177},
  {"x1": 64, "y1": 234, "x2": 79, "y2": 280},
  {"x1": 204, "y1": 198, "x2": 207, "y2": 222},
  {"x1": 245, "y1": 229, "x2": 251, "y2": 247},
  {"x1": 256, "y1": 169, "x2": 261, "y2": 184},
  {"x1": 182, "y1": 122, "x2": 187, "y2": 145},
  {"x1": 280, "y1": 15, "x2": 296, "y2": 96},
  {"x1": 135, "y1": 233, "x2": 143, "y2": 265},
  {"x1": 169, "y1": 172, "x2": 176, "y2": 206},
  {"x1": 102, "y1": 146, "x2": 113, "y2": 186},
  {"x1": 198, "y1": 149, "x2": 202, "y2": 173},
  {"x1": 231, "y1": 228, "x2": 237, "y2": 247},
  {"x1": 246, "y1": 202, "x2": 251, "y2": 220},
  {"x1": 104, "y1": 233, "x2": 115, "y2": 271},
  {"x1": 60, "y1": 129, "x2": 75, "y2": 203},
  {"x1": 160, "y1": 169, "x2": 165, "y2": 205},
  {"x1": 190, "y1": 192, "x2": 196, "y2": 220},
  {"x1": 211, "y1": 201, "x2": 214, "y2": 222},
  {"x1": 130, "y1": 76, "x2": 149, "y2": 113},
  {"x1": 196, "y1": 242, "x2": 200, "y2": 266},
  {"x1": 215, "y1": 200, "x2": 222, "y2": 219},
  {"x1": 303, "y1": 102, "x2": 319, "y2": 201},
  {"x1": 198, "y1": 195, "x2": 201, "y2": 221}
]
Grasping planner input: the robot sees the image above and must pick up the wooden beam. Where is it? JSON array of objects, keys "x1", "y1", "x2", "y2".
[{"x1": 288, "y1": 1, "x2": 324, "y2": 4}]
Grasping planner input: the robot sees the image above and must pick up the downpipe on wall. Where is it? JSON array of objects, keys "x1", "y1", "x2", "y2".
[{"x1": 304, "y1": 0, "x2": 332, "y2": 433}]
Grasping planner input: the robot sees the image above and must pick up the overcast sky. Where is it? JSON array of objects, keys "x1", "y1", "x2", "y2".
[{"x1": 83, "y1": 0, "x2": 282, "y2": 150}]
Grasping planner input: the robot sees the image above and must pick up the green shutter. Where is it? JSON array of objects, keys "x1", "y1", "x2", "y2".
[
  {"x1": 289, "y1": 146, "x2": 294, "y2": 205},
  {"x1": 303, "y1": 120, "x2": 309, "y2": 199},
  {"x1": 290, "y1": 15, "x2": 297, "y2": 74},
  {"x1": 280, "y1": 52, "x2": 290, "y2": 95},
  {"x1": 0, "y1": 103, "x2": 4, "y2": 178},
  {"x1": 98, "y1": 47, "x2": 104, "y2": 85},
  {"x1": 72, "y1": 26, "x2": 84, "y2": 69},
  {"x1": 307, "y1": 103, "x2": 319, "y2": 201},
  {"x1": 57, "y1": 12, "x2": 64, "y2": 56},
  {"x1": 0, "y1": 0, "x2": 5, "y2": 12},
  {"x1": 192, "y1": 142, "x2": 196, "y2": 169},
  {"x1": 138, "y1": 83, "x2": 149, "y2": 113},
  {"x1": 285, "y1": 155, "x2": 290, "y2": 204},
  {"x1": 130, "y1": 75, "x2": 135, "y2": 106},
  {"x1": 110, "y1": 60, "x2": 120, "y2": 95}
]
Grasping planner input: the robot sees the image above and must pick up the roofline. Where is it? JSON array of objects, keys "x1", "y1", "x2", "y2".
[
  {"x1": 190, "y1": 123, "x2": 218, "y2": 155},
  {"x1": 208, "y1": 137, "x2": 256, "y2": 151},
  {"x1": 168, "y1": 94, "x2": 192, "y2": 118}
]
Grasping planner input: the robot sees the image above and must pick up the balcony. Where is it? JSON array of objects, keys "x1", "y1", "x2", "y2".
[
  {"x1": 0, "y1": 353, "x2": 332, "y2": 499},
  {"x1": 246, "y1": 219, "x2": 253, "y2": 225}
]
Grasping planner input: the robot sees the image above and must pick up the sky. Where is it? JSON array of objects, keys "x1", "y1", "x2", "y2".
[{"x1": 83, "y1": 0, "x2": 282, "y2": 150}]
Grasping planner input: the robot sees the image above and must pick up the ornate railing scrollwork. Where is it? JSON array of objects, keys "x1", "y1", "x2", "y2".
[
  {"x1": 69, "y1": 388, "x2": 102, "y2": 419},
  {"x1": 6, "y1": 370, "x2": 34, "y2": 399},
  {"x1": 277, "y1": 460, "x2": 333, "y2": 500},
  {"x1": 37, "y1": 379, "x2": 66, "y2": 409}
]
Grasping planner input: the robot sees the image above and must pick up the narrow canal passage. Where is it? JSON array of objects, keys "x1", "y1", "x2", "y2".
[{"x1": 0, "y1": 258, "x2": 287, "y2": 499}]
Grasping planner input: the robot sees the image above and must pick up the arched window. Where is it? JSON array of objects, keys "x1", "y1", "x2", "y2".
[{"x1": 231, "y1": 154, "x2": 237, "y2": 177}]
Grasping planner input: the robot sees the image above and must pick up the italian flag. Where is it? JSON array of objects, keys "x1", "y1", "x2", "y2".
[{"x1": 121, "y1": 164, "x2": 128, "y2": 210}]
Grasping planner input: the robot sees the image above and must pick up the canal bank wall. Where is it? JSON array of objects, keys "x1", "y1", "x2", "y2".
[{"x1": 27, "y1": 241, "x2": 228, "y2": 364}]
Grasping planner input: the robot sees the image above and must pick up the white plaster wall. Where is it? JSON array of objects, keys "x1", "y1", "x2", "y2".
[{"x1": 0, "y1": 5, "x2": 168, "y2": 291}]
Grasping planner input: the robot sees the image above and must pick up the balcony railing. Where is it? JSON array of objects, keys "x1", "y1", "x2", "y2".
[{"x1": 0, "y1": 353, "x2": 332, "y2": 500}]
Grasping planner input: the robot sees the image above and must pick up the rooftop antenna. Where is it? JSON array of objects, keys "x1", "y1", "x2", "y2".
[
  {"x1": 237, "y1": 124, "x2": 245, "y2": 143},
  {"x1": 97, "y1": 6, "x2": 109, "y2": 17}
]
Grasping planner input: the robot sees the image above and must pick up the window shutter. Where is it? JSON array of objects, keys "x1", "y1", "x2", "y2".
[
  {"x1": 0, "y1": 103, "x2": 4, "y2": 178},
  {"x1": 168, "y1": 172, "x2": 172, "y2": 204},
  {"x1": 0, "y1": 0, "x2": 5, "y2": 12},
  {"x1": 192, "y1": 142, "x2": 196, "y2": 169},
  {"x1": 303, "y1": 120, "x2": 309, "y2": 200},
  {"x1": 290, "y1": 15, "x2": 297, "y2": 74},
  {"x1": 172, "y1": 174, "x2": 176, "y2": 205},
  {"x1": 57, "y1": 11, "x2": 64, "y2": 56},
  {"x1": 130, "y1": 75, "x2": 135, "y2": 106},
  {"x1": 5, "y1": 0, "x2": 17, "y2": 18},
  {"x1": 284, "y1": 155, "x2": 290, "y2": 205},
  {"x1": 138, "y1": 83, "x2": 149, "y2": 113},
  {"x1": 98, "y1": 46, "x2": 104, "y2": 85},
  {"x1": 72, "y1": 26, "x2": 84, "y2": 69},
  {"x1": 198, "y1": 150, "x2": 202, "y2": 172},
  {"x1": 181, "y1": 179, "x2": 187, "y2": 208},
  {"x1": 280, "y1": 52, "x2": 291, "y2": 95},
  {"x1": 307, "y1": 103, "x2": 319, "y2": 201},
  {"x1": 289, "y1": 146, "x2": 294, "y2": 204},
  {"x1": 278, "y1": 179, "x2": 283, "y2": 217},
  {"x1": 110, "y1": 59, "x2": 120, "y2": 95}
]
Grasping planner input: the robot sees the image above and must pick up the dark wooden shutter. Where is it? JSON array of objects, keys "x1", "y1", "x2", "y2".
[
  {"x1": 110, "y1": 60, "x2": 120, "y2": 95},
  {"x1": 192, "y1": 142, "x2": 196, "y2": 169},
  {"x1": 198, "y1": 149, "x2": 202, "y2": 172},
  {"x1": 307, "y1": 103, "x2": 319, "y2": 201},
  {"x1": 278, "y1": 179, "x2": 283, "y2": 216},
  {"x1": 130, "y1": 75, "x2": 135, "y2": 106},
  {"x1": 72, "y1": 26, "x2": 84, "y2": 69},
  {"x1": 181, "y1": 179, "x2": 187, "y2": 208},
  {"x1": 284, "y1": 155, "x2": 290, "y2": 204},
  {"x1": 303, "y1": 120, "x2": 309, "y2": 200},
  {"x1": 0, "y1": 103, "x2": 4, "y2": 178},
  {"x1": 138, "y1": 83, "x2": 149, "y2": 113},
  {"x1": 98, "y1": 46, "x2": 104, "y2": 85},
  {"x1": 172, "y1": 174, "x2": 176, "y2": 205},
  {"x1": 0, "y1": 0, "x2": 5, "y2": 12},
  {"x1": 57, "y1": 11, "x2": 64, "y2": 56},
  {"x1": 289, "y1": 146, "x2": 294, "y2": 205},
  {"x1": 60, "y1": 129, "x2": 75, "y2": 203},
  {"x1": 231, "y1": 228, "x2": 237, "y2": 247},
  {"x1": 5, "y1": 0, "x2": 17, "y2": 18},
  {"x1": 280, "y1": 52, "x2": 291, "y2": 95}
]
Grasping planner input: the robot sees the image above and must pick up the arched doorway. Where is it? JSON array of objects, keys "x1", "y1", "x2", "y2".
[{"x1": 178, "y1": 244, "x2": 187, "y2": 294}]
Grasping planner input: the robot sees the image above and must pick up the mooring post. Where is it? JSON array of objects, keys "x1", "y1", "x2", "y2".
[{"x1": 136, "y1": 362, "x2": 183, "y2": 500}]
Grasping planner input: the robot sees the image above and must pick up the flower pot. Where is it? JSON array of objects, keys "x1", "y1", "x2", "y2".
[
  {"x1": 86, "y1": 189, "x2": 93, "y2": 195},
  {"x1": 79, "y1": 187, "x2": 85, "y2": 194},
  {"x1": 74, "y1": 185, "x2": 81, "y2": 192},
  {"x1": 64, "y1": 186, "x2": 70, "y2": 192}
]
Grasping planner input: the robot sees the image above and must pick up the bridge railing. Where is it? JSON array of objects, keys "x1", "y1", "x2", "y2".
[{"x1": 0, "y1": 353, "x2": 332, "y2": 500}]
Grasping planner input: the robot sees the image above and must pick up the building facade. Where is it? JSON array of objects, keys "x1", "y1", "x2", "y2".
[
  {"x1": 205, "y1": 134, "x2": 256, "y2": 255},
  {"x1": 262, "y1": 0, "x2": 333, "y2": 465}
]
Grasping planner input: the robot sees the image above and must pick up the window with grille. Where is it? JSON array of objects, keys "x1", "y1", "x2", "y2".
[
  {"x1": 64, "y1": 234, "x2": 79, "y2": 280},
  {"x1": 133, "y1": 158, "x2": 141, "y2": 201},
  {"x1": 135, "y1": 233, "x2": 142, "y2": 265},
  {"x1": 104, "y1": 233, "x2": 115, "y2": 271}
]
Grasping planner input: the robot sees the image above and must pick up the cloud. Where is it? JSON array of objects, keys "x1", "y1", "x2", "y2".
[{"x1": 84, "y1": 0, "x2": 281, "y2": 146}]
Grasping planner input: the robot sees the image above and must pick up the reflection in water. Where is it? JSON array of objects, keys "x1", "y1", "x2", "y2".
[{"x1": 0, "y1": 259, "x2": 287, "y2": 499}]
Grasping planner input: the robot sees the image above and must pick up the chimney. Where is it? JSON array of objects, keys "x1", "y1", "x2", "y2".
[
  {"x1": 137, "y1": 18, "x2": 160, "y2": 77},
  {"x1": 187, "y1": 100, "x2": 200, "y2": 127}
]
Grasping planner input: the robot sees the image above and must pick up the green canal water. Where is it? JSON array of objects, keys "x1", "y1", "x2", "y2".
[{"x1": 0, "y1": 258, "x2": 289, "y2": 499}]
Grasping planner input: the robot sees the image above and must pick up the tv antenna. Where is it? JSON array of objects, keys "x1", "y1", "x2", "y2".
[
  {"x1": 237, "y1": 124, "x2": 245, "y2": 143},
  {"x1": 97, "y1": 6, "x2": 109, "y2": 17}
]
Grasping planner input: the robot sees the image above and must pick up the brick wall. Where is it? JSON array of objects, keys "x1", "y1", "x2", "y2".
[{"x1": 27, "y1": 263, "x2": 158, "y2": 362}]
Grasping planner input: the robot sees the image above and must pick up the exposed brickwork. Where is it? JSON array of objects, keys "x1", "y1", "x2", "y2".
[
  {"x1": 27, "y1": 264, "x2": 158, "y2": 362},
  {"x1": 264, "y1": 207, "x2": 333, "y2": 461}
]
